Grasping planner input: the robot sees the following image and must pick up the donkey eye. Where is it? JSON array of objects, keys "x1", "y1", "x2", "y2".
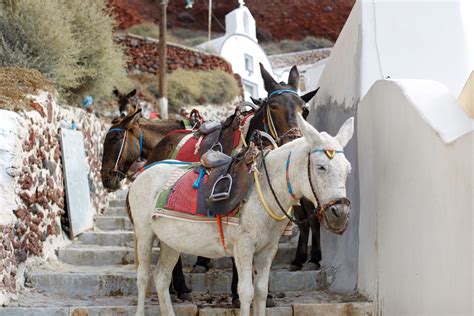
[{"x1": 317, "y1": 165, "x2": 327, "y2": 171}]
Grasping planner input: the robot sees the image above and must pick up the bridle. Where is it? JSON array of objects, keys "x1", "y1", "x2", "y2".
[
  {"x1": 103, "y1": 127, "x2": 143, "y2": 180},
  {"x1": 253, "y1": 131, "x2": 350, "y2": 227},
  {"x1": 262, "y1": 89, "x2": 303, "y2": 144}
]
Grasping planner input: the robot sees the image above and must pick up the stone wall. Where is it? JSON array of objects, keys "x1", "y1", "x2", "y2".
[
  {"x1": 115, "y1": 34, "x2": 233, "y2": 75},
  {"x1": 0, "y1": 91, "x2": 108, "y2": 305}
]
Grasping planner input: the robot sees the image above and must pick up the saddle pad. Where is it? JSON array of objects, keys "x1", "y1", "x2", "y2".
[
  {"x1": 164, "y1": 169, "x2": 208, "y2": 216},
  {"x1": 155, "y1": 168, "x2": 240, "y2": 219},
  {"x1": 152, "y1": 209, "x2": 240, "y2": 226},
  {"x1": 171, "y1": 133, "x2": 200, "y2": 162}
]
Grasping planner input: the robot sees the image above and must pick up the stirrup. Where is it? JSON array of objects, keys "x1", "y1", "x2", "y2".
[
  {"x1": 209, "y1": 174, "x2": 232, "y2": 201},
  {"x1": 211, "y1": 142, "x2": 223, "y2": 152}
]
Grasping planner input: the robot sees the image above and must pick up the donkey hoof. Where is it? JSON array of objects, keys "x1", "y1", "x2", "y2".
[
  {"x1": 232, "y1": 297, "x2": 240, "y2": 308},
  {"x1": 191, "y1": 265, "x2": 209, "y2": 273},
  {"x1": 302, "y1": 262, "x2": 321, "y2": 271},
  {"x1": 288, "y1": 264, "x2": 302, "y2": 271},
  {"x1": 178, "y1": 292, "x2": 193, "y2": 301},
  {"x1": 266, "y1": 297, "x2": 276, "y2": 307}
]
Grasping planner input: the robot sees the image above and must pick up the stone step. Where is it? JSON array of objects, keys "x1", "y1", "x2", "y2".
[
  {"x1": 78, "y1": 230, "x2": 135, "y2": 247},
  {"x1": 27, "y1": 268, "x2": 327, "y2": 297},
  {"x1": 57, "y1": 244, "x2": 298, "y2": 268},
  {"x1": 2, "y1": 291, "x2": 372, "y2": 316},
  {"x1": 103, "y1": 206, "x2": 127, "y2": 216},
  {"x1": 94, "y1": 215, "x2": 132, "y2": 231},
  {"x1": 109, "y1": 198, "x2": 126, "y2": 208}
]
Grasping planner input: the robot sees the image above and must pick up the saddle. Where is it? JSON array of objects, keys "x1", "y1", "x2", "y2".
[
  {"x1": 196, "y1": 121, "x2": 223, "y2": 155},
  {"x1": 200, "y1": 146, "x2": 259, "y2": 216}
]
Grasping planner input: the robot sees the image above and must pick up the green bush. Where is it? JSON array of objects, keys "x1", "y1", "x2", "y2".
[
  {"x1": 263, "y1": 36, "x2": 333, "y2": 55},
  {"x1": 127, "y1": 22, "x2": 161, "y2": 39},
  {"x1": 0, "y1": 0, "x2": 130, "y2": 102},
  {"x1": 167, "y1": 70, "x2": 240, "y2": 111}
]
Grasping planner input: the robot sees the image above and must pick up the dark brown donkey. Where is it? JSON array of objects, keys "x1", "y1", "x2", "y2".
[
  {"x1": 141, "y1": 63, "x2": 319, "y2": 307},
  {"x1": 101, "y1": 110, "x2": 191, "y2": 192}
]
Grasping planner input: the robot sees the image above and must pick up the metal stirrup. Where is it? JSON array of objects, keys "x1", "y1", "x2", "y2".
[{"x1": 209, "y1": 174, "x2": 233, "y2": 201}]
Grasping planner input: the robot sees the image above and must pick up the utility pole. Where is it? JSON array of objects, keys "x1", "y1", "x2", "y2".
[
  {"x1": 159, "y1": 0, "x2": 168, "y2": 119},
  {"x1": 208, "y1": 0, "x2": 212, "y2": 42}
]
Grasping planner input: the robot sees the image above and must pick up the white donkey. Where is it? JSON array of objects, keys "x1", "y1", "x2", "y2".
[{"x1": 128, "y1": 114, "x2": 354, "y2": 316}]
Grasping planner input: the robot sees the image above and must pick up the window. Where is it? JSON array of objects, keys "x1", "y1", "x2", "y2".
[
  {"x1": 243, "y1": 80, "x2": 258, "y2": 99},
  {"x1": 244, "y1": 54, "x2": 253, "y2": 74}
]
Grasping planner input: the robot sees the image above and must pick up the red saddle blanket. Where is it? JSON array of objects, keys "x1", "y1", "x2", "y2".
[
  {"x1": 155, "y1": 167, "x2": 239, "y2": 219},
  {"x1": 168, "y1": 114, "x2": 253, "y2": 163}
]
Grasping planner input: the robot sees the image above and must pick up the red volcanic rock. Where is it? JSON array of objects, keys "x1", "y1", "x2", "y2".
[
  {"x1": 19, "y1": 192, "x2": 35, "y2": 206},
  {"x1": 14, "y1": 208, "x2": 27, "y2": 221},
  {"x1": 20, "y1": 174, "x2": 34, "y2": 190},
  {"x1": 108, "y1": 0, "x2": 354, "y2": 42},
  {"x1": 30, "y1": 101, "x2": 46, "y2": 117}
]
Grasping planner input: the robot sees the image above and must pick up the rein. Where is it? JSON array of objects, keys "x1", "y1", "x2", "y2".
[
  {"x1": 106, "y1": 127, "x2": 143, "y2": 175},
  {"x1": 253, "y1": 130, "x2": 350, "y2": 225},
  {"x1": 262, "y1": 89, "x2": 302, "y2": 144}
]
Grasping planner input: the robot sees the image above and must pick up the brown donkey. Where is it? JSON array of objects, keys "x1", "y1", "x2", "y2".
[{"x1": 101, "y1": 110, "x2": 198, "y2": 192}]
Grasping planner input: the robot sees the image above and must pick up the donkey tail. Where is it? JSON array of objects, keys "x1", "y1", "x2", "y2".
[{"x1": 125, "y1": 192, "x2": 139, "y2": 267}]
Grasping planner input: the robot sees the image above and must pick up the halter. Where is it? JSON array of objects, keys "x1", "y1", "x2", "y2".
[
  {"x1": 263, "y1": 89, "x2": 302, "y2": 144},
  {"x1": 307, "y1": 151, "x2": 351, "y2": 223},
  {"x1": 257, "y1": 131, "x2": 351, "y2": 226},
  {"x1": 106, "y1": 127, "x2": 143, "y2": 174}
]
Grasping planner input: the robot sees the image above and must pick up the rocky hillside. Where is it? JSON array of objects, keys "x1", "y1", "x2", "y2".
[{"x1": 108, "y1": 0, "x2": 355, "y2": 42}]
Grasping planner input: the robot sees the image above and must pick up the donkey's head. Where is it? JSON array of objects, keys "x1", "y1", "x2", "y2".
[
  {"x1": 101, "y1": 108, "x2": 144, "y2": 191},
  {"x1": 297, "y1": 114, "x2": 354, "y2": 235},
  {"x1": 249, "y1": 64, "x2": 319, "y2": 145},
  {"x1": 113, "y1": 88, "x2": 137, "y2": 115}
]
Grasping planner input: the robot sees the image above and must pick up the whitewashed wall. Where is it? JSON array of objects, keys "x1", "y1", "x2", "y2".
[
  {"x1": 358, "y1": 79, "x2": 473, "y2": 315},
  {"x1": 307, "y1": 0, "x2": 474, "y2": 292},
  {"x1": 220, "y1": 34, "x2": 274, "y2": 99}
]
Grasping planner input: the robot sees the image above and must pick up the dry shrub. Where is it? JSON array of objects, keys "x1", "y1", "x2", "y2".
[
  {"x1": 167, "y1": 70, "x2": 239, "y2": 112},
  {"x1": 0, "y1": 0, "x2": 130, "y2": 104},
  {"x1": 263, "y1": 36, "x2": 333, "y2": 55},
  {"x1": 0, "y1": 67, "x2": 54, "y2": 111}
]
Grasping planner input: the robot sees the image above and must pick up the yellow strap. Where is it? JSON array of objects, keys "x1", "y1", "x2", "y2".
[
  {"x1": 266, "y1": 109, "x2": 279, "y2": 141},
  {"x1": 253, "y1": 171, "x2": 292, "y2": 221}
]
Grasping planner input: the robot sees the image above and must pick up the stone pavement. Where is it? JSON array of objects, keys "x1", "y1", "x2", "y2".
[{"x1": 4, "y1": 190, "x2": 372, "y2": 315}]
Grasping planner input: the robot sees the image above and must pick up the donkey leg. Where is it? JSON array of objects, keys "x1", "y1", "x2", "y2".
[
  {"x1": 234, "y1": 241, "x2": 256, "y2": 316},
  {"x1": 290, "y1": 205, "x2": 309, "y2": 271},
  {"x1": 154, "y1": 242, "x2": 180, "y2": 316},
  {"x1": 253, "y1": 244, "x2": 279, "y2": 316},
  {"x1": 135, "y1": 229, "x2": 155, "y2": 316},
  {"x1": 309, "y1": 212, "x2": 322, "y2": 269}
]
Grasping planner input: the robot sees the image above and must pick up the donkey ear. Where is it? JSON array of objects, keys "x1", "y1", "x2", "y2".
[
  {"x1": 296, "y1": 113, "x2": 323, "y2": 148},
  {"x1": 259, "y1": 63, "x2": 278, "y2": 93},
  {"x1": 127, "y1": 89, "x2": 137, "y2": 98},
  {"x1": 287, "y1": 66, "x2": 299, "y2": 90},
  {"x1": 250, "y1": 96, "x2": 262, "y2": 106},
  {"x1": 113, "y1": 87, "x2": 120, "y2": 97},
  {"x1": 123, "y1": 108, "x2": 142, "y2": 127},
  {"x1": 335, "y1": 117, "x2": 354, "y2": 148},
  {"x1": 301, "y1": 87, "x2": 319, "y2": 103}
]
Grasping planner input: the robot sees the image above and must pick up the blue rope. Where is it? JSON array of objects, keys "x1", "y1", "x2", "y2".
[
  {"x1": 311, "y1": 149, "x2": 344, "y2": 154},
  {"x1": 269, "y1": 89, "x2": 299, "y2": 97},
  {"x1": 107, "y1": 127, "x2": 144, "y2": 161},
  {"x1": 144, "y1": 160, "x2": 193, "y2": 170},
  {"x1": 192, "y1": 167, "x2": 206, "y2": 189},
  {"x1": 107, "y1": 128, "x2": 125, "y2": 133},
  {"x1": 138, "y1": 129, "x2": 143, "y2": 161}
]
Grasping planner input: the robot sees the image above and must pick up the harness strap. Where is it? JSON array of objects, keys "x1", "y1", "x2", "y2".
[
  {"x1": 114, "y1": 130, "x2": 128, "y2": 171},
  {"x1": 285, "y1": 152, "x2": 298, "y2": 200}
]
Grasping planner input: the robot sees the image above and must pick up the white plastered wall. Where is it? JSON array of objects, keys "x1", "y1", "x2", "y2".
[
  {"x1": 307, "y1": 0, "x2": 474, "y2": 292},
  {"x1": 358, "y1": 79, "x2": 473, "y2": 315},
  {"x1": 0, "y1": 110, "x2": 23, "y2": 226}
]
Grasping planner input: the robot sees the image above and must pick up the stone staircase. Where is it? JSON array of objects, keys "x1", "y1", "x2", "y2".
[{"x1": 2, "y1": 190, "x2": 372, "y2": 315}]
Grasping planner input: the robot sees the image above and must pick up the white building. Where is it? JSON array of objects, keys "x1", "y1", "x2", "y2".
[{"x1": 196, "y1": 1, "x2": 275, "y2": 100}]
